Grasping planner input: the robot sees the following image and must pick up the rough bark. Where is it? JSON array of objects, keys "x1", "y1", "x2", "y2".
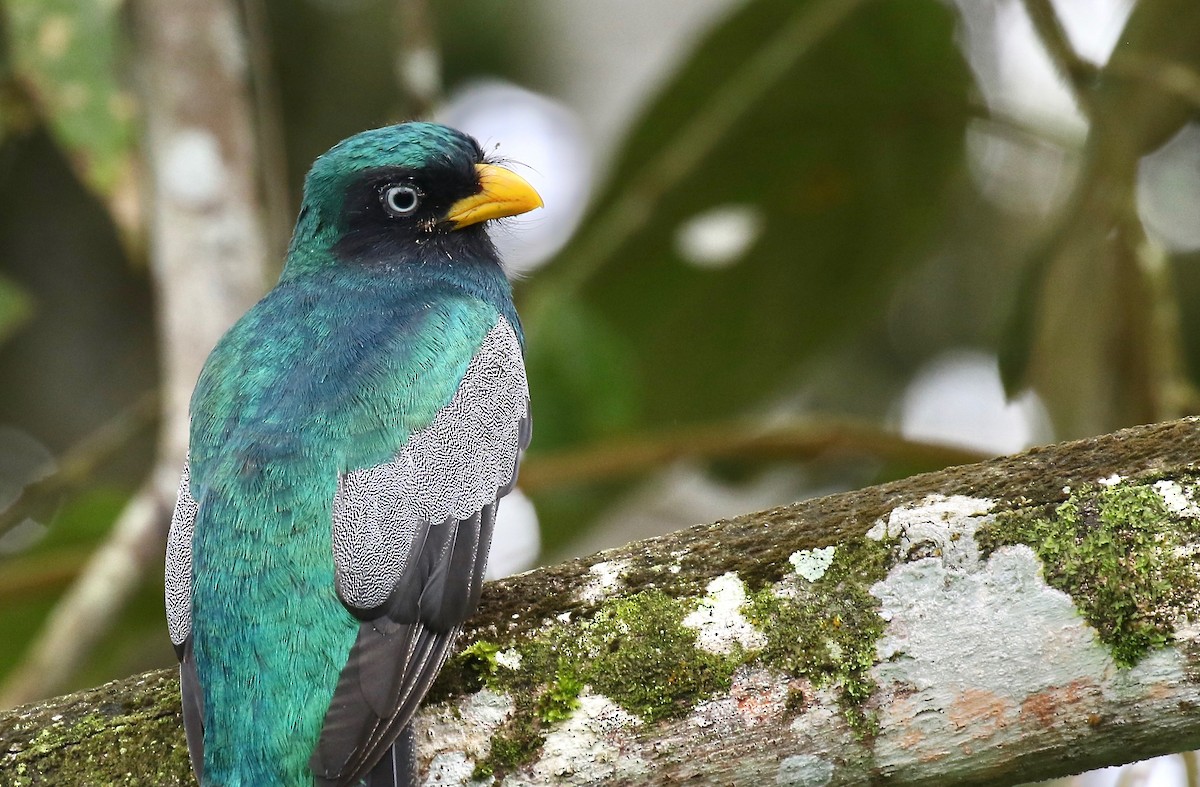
[{"x1": 3, "y1": 418, "x2": 1200, "y2": 785}]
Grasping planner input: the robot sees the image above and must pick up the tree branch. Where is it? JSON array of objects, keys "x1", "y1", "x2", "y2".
[
  {"x1": 518, "y1": 418, "x2": 992, "y2": 493},
  {"x1": 394, "y1": 0, "x2": 443, "y2": 119},
  {"x1": 4, "y1": 418, "x2": 1200, "y2": 784}
]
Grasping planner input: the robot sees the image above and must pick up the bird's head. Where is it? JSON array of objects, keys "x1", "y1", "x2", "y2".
[{"x1": 284, "y1": 122, "x2": 543, "y2": 274}]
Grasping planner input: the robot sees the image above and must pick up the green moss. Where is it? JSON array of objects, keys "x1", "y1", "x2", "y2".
[
  {"x1": 471, "y1": 700, "x2": 544, "y2": 781},
  {"x1": 784, "y1": 686, "x2": 806, "y2": 714},
  {"x1": 576, "y1": 591, "x2": 738, "y2": 723},
  {"x1": 465, "y1": 589, "x2": 741, "y2": 781},
  {"x1": 977, "y1": 482, "x2": 1200, "y2": 667},
  {"x1": 459, "y1": 640, "x2": 501, "y2": 686},
  {"x1": 744, "y1": 536, "x2": 894, "y2": 737},
  {"x1": 428, "y1": 640, "x2": 501, "y2": 704},
  {"x1": 0, "y1": 671, "x2": 192, "y2": 785},
  {"x1": 538, "y1": 665, "x2": 583, "y2": 723}
]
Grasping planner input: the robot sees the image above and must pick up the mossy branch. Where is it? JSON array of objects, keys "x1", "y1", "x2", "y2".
[{"x1": 5, "y1": 418, "x2": 1200, "y2": 785}]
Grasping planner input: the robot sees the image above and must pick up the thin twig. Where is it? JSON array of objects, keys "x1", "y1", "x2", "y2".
[
  {"x1": 1021, "y1": 0, "x2": 1098, "y2": 115},
  {"x1": 518, "y1": 419, "x2": 992, "y2": 494},
  {"x1": 394, "y1": 0, "x2": 442, "y2": 119},
  {"x1": 240, "y1": 0, "x2": 292, "y2": 270},
  {"x1": 0, "y1": 391, "x2": 158, "y2": 539},
  {"x1": 968, "y1": 99, "x2": 1087, "y2": 151}
]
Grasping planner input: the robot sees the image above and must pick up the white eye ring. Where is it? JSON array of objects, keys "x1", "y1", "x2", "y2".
[{"x1": 381, "y1": 184, "x2": 420, "y2": 216}]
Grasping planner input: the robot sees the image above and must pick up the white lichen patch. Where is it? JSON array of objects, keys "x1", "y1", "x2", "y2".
[
  {"x1": 422, "y1": 751, "x2": 478, "y2": 786},
  {"x1": 776, "y1": 754, "x2": 834, "y2": 786},
  {"x1": 1155, "y1": 479, "x2": 1200, "y2": 518},
  {"x1": 789, "y1": 546, "x2": 836, "y2": 581},
  {"x1": 869, "y1": 535, "x2": 1111, "y2": 770},
  {"x1": 578, "y1": 559, "x2": 630, "y2": 604},
  {"x1": 417, "y1": 689, "x2": 513, "y2": 783},
  {"x1": 518, "y1": 694, "x2": 647, "y2": 785},
  {"x1": 864, "y1": 487, "x2": 1200, "y2": 777},
  {"x1": 682, "y1": 572, "x2": 767, "y2": 654},
  {"x1": 495, "y1": 648, "x2": 522, "y2": 671},
  {"x1": 867, "y1": 494, "x2": 994, "y2": 570}
]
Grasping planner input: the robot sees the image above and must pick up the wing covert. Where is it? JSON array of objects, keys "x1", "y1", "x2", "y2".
[
  {"x1": 330, "y1": 315, "x2": 529, "y2": 615},
  {"x1": 165, "y1": 461, "x2": 197, "y2": 651},
  {"x1": 165, "y1": 460, "x2": 205, "y2": 779},
  {"x1": 315, "y1": 314, "x2": 530, "y2": 785}
]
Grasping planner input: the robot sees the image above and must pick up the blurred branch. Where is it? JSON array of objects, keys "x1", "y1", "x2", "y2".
[
  {"x1": 241, "y1": 0, "x2": 292, "y2": 268},
  {"x1": 970, "y1": 100, "x2": 1087, "y2": 151},
  {"x1": 1130, "y1": 224, "x2": 1198, "y2": 420},
  {"x1": 0, "y1": 391, "x2": 158, "y2": 540},
  {"x1": 518, "y1": 419, "x2": 991, "y2": 493},
  {"x1": 1021, "y1": 0, "x2": 1098, "y2": 114},
  {"x1": 394, "y1": 0, "x2": 442, "y2": 118},
  {"x1": 1004, "y1": 0, "x2": 1200, "y2": 437},
  {"x1": 1184, "y1": 751, "x2": 1200, "y2": 787},
  {"x1": 529, "y1": 0, "x2": 868, "y2": 313},
  {"x1": 0, "y1": 0, "x2": 271, "y2": 708},
  {"x1": 0, "y1": 547, "x2": 91, "y2": 600}
]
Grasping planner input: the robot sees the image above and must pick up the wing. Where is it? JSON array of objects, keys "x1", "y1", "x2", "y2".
[
  {"x1": 165, "y1": 461, "x2": 205, "y2": 780},
  {"x1": 311, "y1": 315, "x2": 530, "y2": 787}
]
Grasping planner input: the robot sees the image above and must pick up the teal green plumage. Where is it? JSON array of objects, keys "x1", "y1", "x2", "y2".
[{"x1": 166, "y1": 122, "x2": 541, "y2": 786}]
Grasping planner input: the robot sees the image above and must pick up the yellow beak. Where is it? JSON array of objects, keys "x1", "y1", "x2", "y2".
[{"x1": 445, "y1": 163, "x2": 544, "y2": 229}]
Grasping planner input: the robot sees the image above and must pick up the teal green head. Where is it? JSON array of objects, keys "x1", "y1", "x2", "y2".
[{"x1": 284, "y1": 121, "x2": 543, "y2": 275}]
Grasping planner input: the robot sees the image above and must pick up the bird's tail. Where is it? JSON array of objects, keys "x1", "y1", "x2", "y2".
[{"x1": 364, "y1": 725, "x2": 416, "y2": 787}]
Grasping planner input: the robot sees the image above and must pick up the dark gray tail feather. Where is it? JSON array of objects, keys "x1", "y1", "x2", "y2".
[
  {"x1": 179, "y1": 637, "x2": 205, "y2": 781},
  {"x1": 364, "y1": 725, "x2": 416, "y2": 787}
]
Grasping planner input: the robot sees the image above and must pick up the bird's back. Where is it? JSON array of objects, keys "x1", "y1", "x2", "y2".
[{"x1": 185, "y1": 268, "x2": 508, "y2": 785}]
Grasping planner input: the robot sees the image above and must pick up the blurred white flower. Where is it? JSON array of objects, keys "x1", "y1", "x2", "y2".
[
  {"x1": 1138, "y1": 123, "x2": 1200, "y2": 252},
  {"x1": 486, "y1": 487, "x2": 540, "y2": 580},
  {"x1": 438, "y1": 81, "x2": 593, "y2": 273},
  {"x1": 893, "y1": 350, "x2": 1053, "y2": 455},
  {"x1": 675, "y1": 204, "x2": 763, "y2": 269}
]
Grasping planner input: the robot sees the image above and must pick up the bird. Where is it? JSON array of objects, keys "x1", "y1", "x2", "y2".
[{"x1": 164, "y1": 121, "x2": 541, "y2": 786}]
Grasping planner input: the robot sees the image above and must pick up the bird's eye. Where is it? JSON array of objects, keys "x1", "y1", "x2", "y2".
[{"x1": 381, "y1": 184, "x2": 420, "y2": 216}]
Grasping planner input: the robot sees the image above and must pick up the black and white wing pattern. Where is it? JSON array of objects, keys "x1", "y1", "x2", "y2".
[
  {"x1": 311, "y1": 314, "x2": 531, "y2": 787},
  {"x1": 165, "y1": 461, "x2": 206, "y2": 780}
]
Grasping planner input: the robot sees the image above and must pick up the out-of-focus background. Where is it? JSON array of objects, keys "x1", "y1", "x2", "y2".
[{"x1": 0, "y1": 0, "x2": 1197, "y2": 782}]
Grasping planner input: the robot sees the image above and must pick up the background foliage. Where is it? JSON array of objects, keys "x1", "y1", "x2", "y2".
[{"x1": 0, "y1": 0, "x2": 1198, "y2": 780}]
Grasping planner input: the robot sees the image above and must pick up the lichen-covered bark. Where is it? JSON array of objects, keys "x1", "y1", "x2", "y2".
[{"x1": 3, "y1": 418, "x2": 1200, "y2": 785}]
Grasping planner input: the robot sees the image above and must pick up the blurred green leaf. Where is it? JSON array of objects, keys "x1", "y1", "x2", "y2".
[
  {"x1": 524, "y1": 297, "x2": 639, "y2": 449},
  {"x1": 1093, "y1": 0, "x2": 1200, "y2": 158},
  {"x1": 3, "y1": 0, "x2": 137, "y2": 237},
  {"x1": 0, "y1": 273, "x2": 31, "y2": 344},
  {"x1": 527, "y1": 0, "x2": 970, "y2": 432},
  {"x1": 999, "y1": 0, "x2": 1200, "y2": 432}
]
